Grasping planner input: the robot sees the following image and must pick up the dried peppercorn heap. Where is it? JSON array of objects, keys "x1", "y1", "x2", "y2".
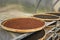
[{"x1": 1, "y1": 17, "x2": 45, "y2": 33}]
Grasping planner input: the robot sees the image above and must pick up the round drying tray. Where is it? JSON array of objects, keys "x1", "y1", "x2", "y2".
[
  {"x1": 46, "y1": 12, "x2": 60, "y2": 16},
  {"x1": 33, "y1": 14, "x2": 60, "y2": 22},
  {"x1": 0, "y1": 17, "x2": 45, "y2": 33}
]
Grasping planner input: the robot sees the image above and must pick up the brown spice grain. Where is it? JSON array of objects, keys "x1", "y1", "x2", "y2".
[{"x1": 3, "y1": 18, "x2": 45, "y2": 29}]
